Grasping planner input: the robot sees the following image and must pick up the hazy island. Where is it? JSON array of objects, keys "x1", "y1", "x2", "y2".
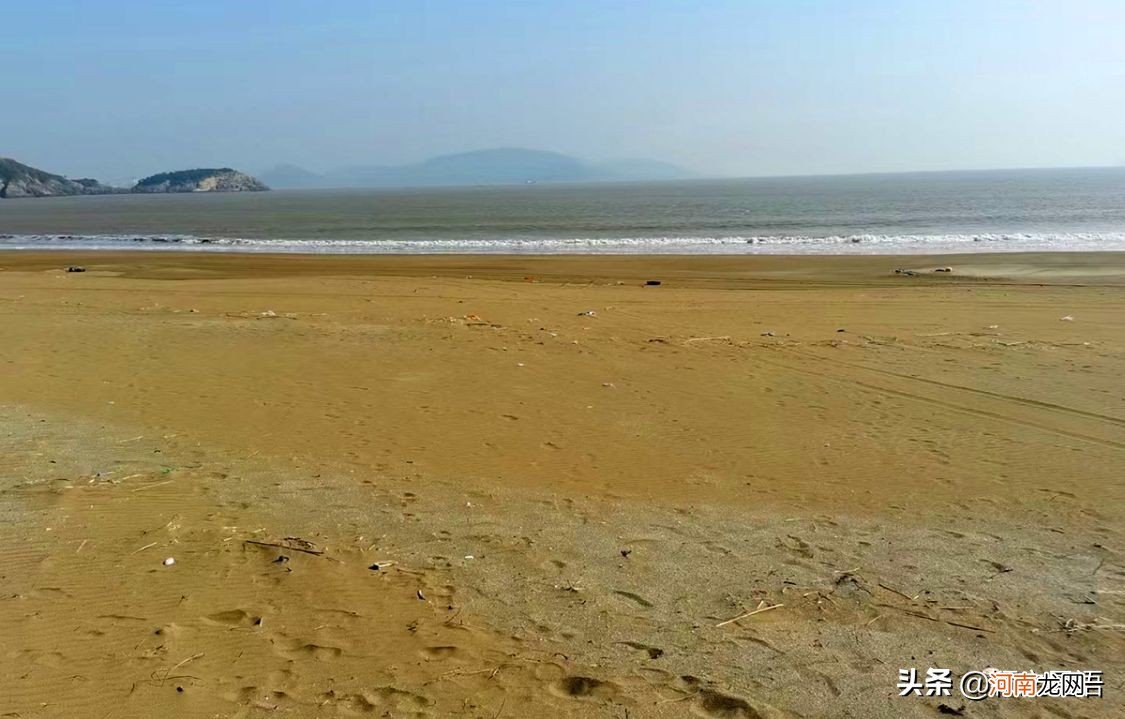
[
  {"x1": 132, "y1": 168, "x2": 269, "y2": 194},
  {"x1": 1, "y1": 148, "x2": 689, "y2": 198},
  {"x1": 2, "y1": 149, "x2": 688, "y2": 197},
  {"x1": 0, "y1": 158, "x2": 269, "y2": 198},
  {"x1": 259, "y1": 148, "x2": 692, "y2": 189},
  {"x1": 0, "y1": 157, "x2": 120, "y2": 198}
]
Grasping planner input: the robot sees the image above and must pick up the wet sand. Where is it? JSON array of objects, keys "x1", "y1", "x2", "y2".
[{"x1": 1, "y1": 252, "x2": 1122, "y2": 718}]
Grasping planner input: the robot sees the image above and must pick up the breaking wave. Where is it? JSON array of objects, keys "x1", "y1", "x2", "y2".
[{"x1": 2, "y1": 232, "x2": 1125, "y2": 254}]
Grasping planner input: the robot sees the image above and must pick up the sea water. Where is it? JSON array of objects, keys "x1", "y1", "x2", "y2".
[{"x1": 1, "y1": 167, "x2": 1123, "y2": 254}]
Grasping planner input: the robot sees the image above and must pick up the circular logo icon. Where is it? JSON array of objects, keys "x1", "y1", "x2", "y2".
[{"x1": 960, "y1": 670, "x2": 991, "y2": 701}]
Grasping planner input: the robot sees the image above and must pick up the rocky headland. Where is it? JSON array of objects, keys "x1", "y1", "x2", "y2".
[
  {"x1": 131, "y1": 168, "x2": 269, "y2": 193},
  {"x1": 0, "y1": 158, "x2": 120, "y2": 198},
  {"x1": 0, "y1": 158, "x2": 269, "y2": 198}
]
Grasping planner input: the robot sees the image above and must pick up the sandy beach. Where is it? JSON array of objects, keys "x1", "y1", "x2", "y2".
[{"x1": 1, "y1": 251, "x2": 1122, "y2": 718}]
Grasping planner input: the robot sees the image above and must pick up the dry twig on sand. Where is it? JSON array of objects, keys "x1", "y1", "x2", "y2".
[
  {"x1": 682, "y1": 335, "x2": 732, "y2": 346},
  {"x1": 131, "y1": 479, "x2": 176, "y2": 492},
  {"x1": 656, "y1": 690, "x2": 700, "y2": 705},
  {"x1": 438, "y1": 666, "x2": 501, "y2": 681},
  {"x1": 244, "y1": 538, "x2": 324, "y2": 556},
  {"x1": 160, "y1": 653, "x2": 203, "y2": 685},
  {"x1": 898, "y1": 608, "x2": 994, "y2": 633},
  {"x1": 716, "y1": 602, "x2": 784, "y2": 627},
  {"x1": 877, "y1": 582, "x2": 919, "y2": 602}
]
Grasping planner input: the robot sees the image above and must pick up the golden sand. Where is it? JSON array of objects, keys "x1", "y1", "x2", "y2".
[{"x1": 1, "y1": 252, "x2": 1122, "y2": 717}]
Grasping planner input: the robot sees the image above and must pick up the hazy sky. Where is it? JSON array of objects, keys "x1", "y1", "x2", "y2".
[{"x1": 3, "y1": 1, "x2": 1122, "y2": 181}]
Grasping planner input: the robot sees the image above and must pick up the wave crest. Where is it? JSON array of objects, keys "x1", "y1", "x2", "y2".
[{"x1": 2, "y1": 232, "x2": 1125, "y2": 254}]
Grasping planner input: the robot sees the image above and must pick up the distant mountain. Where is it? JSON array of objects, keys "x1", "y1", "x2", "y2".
[
  {"x1": 132, "y1": 168, "x2": 269, "y2": 193},
  {"x1": 2, "y1": 151, "x2": 688, "y2": 198},
  {"x1": 0, "y1": 157, "x2": 120, "y2": 198},
  {"x1": 262, "y1": 149, "x2": 691, "y2": 189},
  {"x1": 406, "y1": 148, "x2": 589, "y2": 185}
]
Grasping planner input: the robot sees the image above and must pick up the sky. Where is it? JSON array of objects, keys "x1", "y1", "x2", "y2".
[{"x1": 3, "y1": 0, "x2": 1123, "y2": 181}]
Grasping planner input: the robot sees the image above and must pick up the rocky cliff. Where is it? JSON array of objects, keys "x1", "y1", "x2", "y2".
[
  {"x1": 0, "y1": 158, "x2": 120, "y2": 198},
  {"x1": 132, "y1": 168, "x2": 269, "y2": 193}
]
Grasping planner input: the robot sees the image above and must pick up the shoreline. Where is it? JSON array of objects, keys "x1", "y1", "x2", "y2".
[
  {"x1": 3, "y1": 249, "x2": 1125, "y2": 285},
  {"x1": 3, "y1": 241, "x2": 1125, "y2": 256}
]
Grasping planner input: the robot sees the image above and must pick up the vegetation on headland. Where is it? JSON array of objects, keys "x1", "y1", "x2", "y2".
[
  {"x1": 134, "y1": 168, "x2": 238, "y2": 189},
  {"x1": 0, "y1": 158, "x2": 268, "y2": 198},
  {"x1": 129, "y1": 167, "x2": 269, "y2": 193},
  {"x1": 0, "y1": 157, "x2": 120, "y2": 198}
]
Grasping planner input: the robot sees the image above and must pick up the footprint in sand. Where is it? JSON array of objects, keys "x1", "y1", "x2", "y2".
[
  {"x1": 617, "y1": 641, "x2": 664, "y2": 659},
  {"x1": 204, "y1": 609, "x2": 263, "y2": 628},
  {"x1": 780, "y1": 535, "x2": 814, "y2": 559},
  {"x1": 612, "y1": 590, "x2": 654, "y2": 608},
  {"x1": 317, "y1": 689, "x2": 378, "y2": 713},
  {"x1": 226, "y1": 686, "x2": 293, "y2": 710},
  {"x1": 15, "y1": 650, "x2": 66, "y2": 668},
  {"x1": 416, "y1": 582, "x2": 456, "y2": 602},
  {"x1": 318, "y1": 686, "x2": 432, "y2": 712},
  {"x1": 693, "y1": 689, "x2": 776, "y2": 719},
  {"x1": 549, "y1": 676, "x2": 620, "y2": 701},
  {"x1": 702, "y1": 540, "x2": 735, "y2": 556},
  {"x1": 530, "y1": 660, "x2": 568, "y2": 682},
  {"x1": 418, "y1": 645, "x2": 461, "y2": 660},
  {"x1": 274, "y1": 638, "x2": 344, "y2": 661},
  {"x1": 153, "y1": 622, "x2": 188, "y2": 639},
  {"x1": 636, "y1": 666, "x2": 675, "y2": 685},
  {"x1": 670, "y1": 677, "x2": 782, "y2": 719}
]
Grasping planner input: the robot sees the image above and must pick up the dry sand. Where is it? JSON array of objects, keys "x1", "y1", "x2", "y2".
[{"x1": 0, "y1": 252, "x2": 1122, "y2": 718}]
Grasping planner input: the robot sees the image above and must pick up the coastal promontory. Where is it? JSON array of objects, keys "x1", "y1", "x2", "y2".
[
  {"x1": 0, "y1": 157, "x2": 119, "y2": 198},
  {"x1": 0, "y1": 158, "x2": 270, "y2": 198},
  {"x1": 131, "y1": 168, "x2": 269, "y2": 193}
]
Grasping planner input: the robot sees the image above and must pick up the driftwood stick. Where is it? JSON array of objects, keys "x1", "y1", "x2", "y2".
[
  {"x1": 877, "y1": 582, "x2": 918, "y2": 602},
  {"x1": 683, "y1": 335, "x2": 732, "y2": 345},
  {"x1": 131, "y1": 479, "x2": 175, "y2": 492},
  {"x1": 244, "y1": 539, "x2": 324, "y2": 556},
  {"x1": 716, "y1": 603, "x2": 784, "y2": 627},
  {"x1": 899, "y1": 608, "x2": 994, "y2": 633},
  {"x1": 161, "y1": 653, "x2": 203, "y2": 685}
]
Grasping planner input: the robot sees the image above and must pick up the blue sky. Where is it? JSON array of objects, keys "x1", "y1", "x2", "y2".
[{"x1": 3, "y1": 1, "x2": 1122, "y2": 180}]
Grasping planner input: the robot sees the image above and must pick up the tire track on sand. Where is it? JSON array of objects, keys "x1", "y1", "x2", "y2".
[
  {"x1": 785, "y1": 347, "x2": 1125, "y2": 428},
  {"x1": 754, "y1": 352, "x2": 1125, "y2": 451}
]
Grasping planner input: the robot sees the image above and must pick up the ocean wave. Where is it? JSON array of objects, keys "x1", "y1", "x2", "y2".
[{"x1": 2, "y1": 232, "x2": 1125, "y2": 254}]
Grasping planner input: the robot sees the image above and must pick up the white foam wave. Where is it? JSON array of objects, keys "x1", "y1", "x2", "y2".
[{"x1": 2, "y1": 232, "x2": 1125, "y2": 254}]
